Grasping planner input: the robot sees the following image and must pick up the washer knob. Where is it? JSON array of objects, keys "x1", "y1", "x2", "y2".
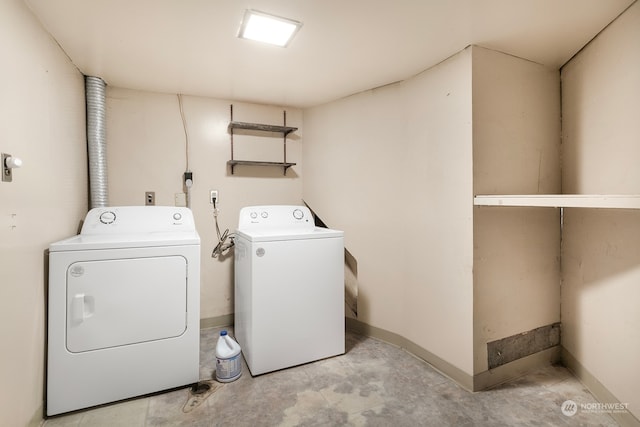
[
  {"x1": 261, "y1": 211, "x2": 268, "y2": 218},
  {"x1": 250, "y1": 212, "x2": 258, "y2": 219},
  {"x1": 173, "y1": 213, "x2": 182, "y2": 221},
  {"x1": 293, "y1": 209, "x2": 304, "y2": 220},
  {"x1": 99, "y1": 211, "x2": 116, "y2": 224}
]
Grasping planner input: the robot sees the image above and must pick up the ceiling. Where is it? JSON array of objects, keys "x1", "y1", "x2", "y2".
[{"x1": 25, "y1": 0, "x2": 635, "y2": 108}]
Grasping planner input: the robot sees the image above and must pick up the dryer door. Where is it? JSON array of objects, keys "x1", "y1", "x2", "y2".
[{"x1": 66, "y1": 255, "x2": 187, "y2": 353}]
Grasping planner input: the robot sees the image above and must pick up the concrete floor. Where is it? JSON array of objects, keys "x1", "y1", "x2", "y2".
[{"x1": 43, "y1": 327, "x2": 618, "y2": 426}]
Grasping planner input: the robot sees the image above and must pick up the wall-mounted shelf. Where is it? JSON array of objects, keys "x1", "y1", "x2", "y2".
[
  {"x1": 474, "y1": 194, "x2": 640, "y2": 209},
  {"x1": 228, "y1": 106, "x2": 297, "y2": 175}
]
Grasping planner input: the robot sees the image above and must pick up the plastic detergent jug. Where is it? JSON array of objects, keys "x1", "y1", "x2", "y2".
[{"x1": 215, "y1": 330, "x2": 242, "y2": 382}]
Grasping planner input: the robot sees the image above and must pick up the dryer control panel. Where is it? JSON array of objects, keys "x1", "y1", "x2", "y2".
[
  {"x1": 81, "y1": 206, "x2": 196, "y2": 235},
  {"x1": 238, "y1": 205, "x2": 313, "y2": 232}
]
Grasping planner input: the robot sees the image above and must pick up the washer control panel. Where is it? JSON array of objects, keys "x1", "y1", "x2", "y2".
[
  {"x1": 238, "y1": 205, "x2": 313, "y2": 231},
  {"x1": 81, "y1": 206, "x2": 195, "y2": 235}
]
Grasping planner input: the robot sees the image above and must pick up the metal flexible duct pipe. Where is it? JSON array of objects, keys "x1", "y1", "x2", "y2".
[{"x1": 85, "y1": 76, "x2": 108, "y2": 208}]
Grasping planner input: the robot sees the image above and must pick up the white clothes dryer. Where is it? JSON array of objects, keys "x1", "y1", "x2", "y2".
[
  {"x1": 47, "y1": 206, "x2": 200, "y2": 416},
  {"x1": 234, "y1": 205, "x2": 344, "y2": 375}
]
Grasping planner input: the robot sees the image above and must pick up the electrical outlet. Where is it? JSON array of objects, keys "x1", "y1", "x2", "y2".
[
  {"x1": 210, "y1": 190, "x2": 219, "y2": 205},
  {"x1": 145, "y1": 191, "x2": 155, "y2": 206}
]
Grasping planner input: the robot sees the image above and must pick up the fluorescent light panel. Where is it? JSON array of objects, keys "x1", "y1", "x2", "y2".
[{"x1": 238, "y1": 9, "x2": 302, "y2": 47}]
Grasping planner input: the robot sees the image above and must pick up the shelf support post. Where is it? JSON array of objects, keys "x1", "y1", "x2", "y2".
[
  {"x1": 230, "y1": 104, "x2": 235, "y2": 175},
  {"x1": 283, "y1": 110, "x2": 287, "y2": 176}
]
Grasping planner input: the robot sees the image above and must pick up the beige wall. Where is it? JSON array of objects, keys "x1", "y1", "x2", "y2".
[
  {"x1": 472, "y1": 46, "x2": 561, "y2": 373},
  {"x1": 106, "y1": 88, "x2": 303, "y2": 319},
  {"x1": 561, "y1": 1, "x2": 640, "y2": 420},
  {"x1": 0, "y1": 1, "x2": 87, "y2": 426},
  {"x1": 303, "y1": 45, "x2": 564, "y2": 379},
  {"x1": 304, "y1": 48, "x2": 475, "y2": 375}
]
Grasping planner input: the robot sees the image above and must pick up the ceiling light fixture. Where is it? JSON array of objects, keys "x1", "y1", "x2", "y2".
[{"x1": 238, "y1": 9, "x2": 302, "y2": 47}]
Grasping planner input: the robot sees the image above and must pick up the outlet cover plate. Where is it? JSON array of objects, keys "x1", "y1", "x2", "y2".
[
  {"x1": 175, "y1": 193, "x2": 187, "y2": 207},
  {"x1": 145, "y1": 191, "x2": 155, "y2": 206}
]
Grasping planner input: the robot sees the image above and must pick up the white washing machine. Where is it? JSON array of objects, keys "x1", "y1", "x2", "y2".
[
  {"x1": 47, "y1": 206, "x2": 200, "y2": 416},
  {"x1": 234, "y1": 205, "x2": 344, "y2": 375}
]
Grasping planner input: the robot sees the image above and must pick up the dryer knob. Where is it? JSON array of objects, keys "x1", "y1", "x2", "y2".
[
  {"x1": 261, "y1": 211, "x2": 268, "y2": 218},
  {"x1": 173, "y1": 213, "x2": 182, "y2": 221},
  {"x1": 250, "y1": 212, "x2": 258, "y2": 219},
  {"x1": 99, "y1": 211, "x2": 116, "y2": 224},
  {"x1": 293, "y1": 209, "x2": 304, "y2": 220}
]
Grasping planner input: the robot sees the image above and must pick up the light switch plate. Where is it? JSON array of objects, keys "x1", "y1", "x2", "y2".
[{"x1": 2, "y1": 153, "x2": 13, "y2": 182}]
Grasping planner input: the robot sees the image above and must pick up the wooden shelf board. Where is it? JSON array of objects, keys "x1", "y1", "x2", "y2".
[
  {"x1": 229, "y1": 121, "x2": 297, "y2": 135},
  {"x1": 228, "y1": 160, "x2": 296, "y2": 168},
  {"x1": 474, "y1": 195, "x2": 640, "y2": 209}
]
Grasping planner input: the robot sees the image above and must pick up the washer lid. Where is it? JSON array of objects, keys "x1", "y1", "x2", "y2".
[{"x1": 236, "y1": 226, "x2": 343, "y2": 243}]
